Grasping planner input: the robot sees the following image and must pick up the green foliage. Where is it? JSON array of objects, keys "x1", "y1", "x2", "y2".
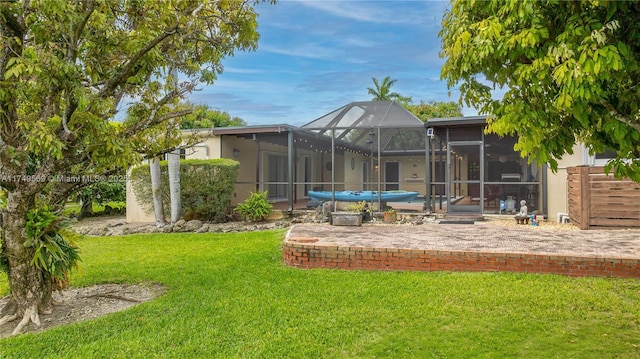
[
  {"x1": 406, "y1": 100, "x2": 463, "y2": 122},
  {"x1": 345, "y1": 200, "x2": 372, "y2": 221},
  {"x1": 24, "y1": 206, "x2": 80, "y2": 288},
  {"x1": 233, "y1": 191, "x2": 273, "y2": 222},
  {"x1": 179, "y1": 104, "x2": 246, "y2": 129},
  {"x1": 0, "y1": 0, "x2": 265, "y2": 192},
  {"x1": 440, "y1": 0, "x2": 640, "y2": 179},
  {"x1": 345, "y1": 200, "x2": 369, "y2": 213},
  {"x1": 367, "y1": 76, "x2": 412, "y2": 105},
  {"x1": 72, "y1": 181, "x2": 126, "y2": 206},
  {"x1": 131, "y1": 159, "x2": 239, "y2": 222},
  {"x1": 366, "y1": 76, "x2": 462, "y2": 122}
]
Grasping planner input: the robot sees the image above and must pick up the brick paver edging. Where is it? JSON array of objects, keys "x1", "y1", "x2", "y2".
[{"x1": 283, "y1": 239, "x2": 640, "y2": 278}]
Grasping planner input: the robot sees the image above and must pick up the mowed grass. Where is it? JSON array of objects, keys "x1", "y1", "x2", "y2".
[{"x1": 1, "y1": 230, "x2": 640, "y2": 358}]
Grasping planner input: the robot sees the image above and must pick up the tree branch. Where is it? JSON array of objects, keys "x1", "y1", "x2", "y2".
[
  {"x1": 122, "y1": 80, "x2": 196, "y2": 137},
  {"x1": 0, "y1": 1, "x2": 26, "y2": 148},
  {"x1": 601, "y1": 100, "x2": 640, "y2": 133},
  {"x1": 97, "y1": 4, "x2": 204, "y2": 99},
  {"x1": 140, "y1": 138, "x2": 200, "y2": 161}
]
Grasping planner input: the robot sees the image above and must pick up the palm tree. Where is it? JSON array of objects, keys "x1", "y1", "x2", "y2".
[
  {"x1": 367, "y1": 76, "x2": 411, "y2": 104},
  {"x1": 167, "y1": 68, "x2": 183, "y2": 225},
  {"x1": 150, "y1": 156, "x2": 167, "y2": 227},
  {"x1": 167, "y1": 149, "x2": 182, "y2": 224}
]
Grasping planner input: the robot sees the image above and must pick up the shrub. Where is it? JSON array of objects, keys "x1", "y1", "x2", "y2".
[
  {"x1": 72, "y1": 181, "x2": 126, "y2": 219},
  {"x1": 346, "y1": 200, "x2": 372, "y2": 221},
  {"x1": 233, "y1": 191, "x2": 273, "y2": 222},
  {"x1": 130, "y1": 159, "x2": 239, "y2": 222}
]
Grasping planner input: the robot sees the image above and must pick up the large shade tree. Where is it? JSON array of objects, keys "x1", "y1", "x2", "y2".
[
  {"x1": 406, "y1": 100, "x2": 463, "y2": 122},
  {"x1": 0, "y1": 0, "x2": 268, "y2": 334},
  {"x1": 440, "y1": 0, "x2": 640, "y2": 181},
  {"x1": 180, "y1": 104, "x2": 246, "y2": 129}
]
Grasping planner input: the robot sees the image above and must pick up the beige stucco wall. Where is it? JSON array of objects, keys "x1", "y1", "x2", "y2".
[
  {"x1": 380, "y1": 156, "x2": 428, "y2": 194},
  {"x1": 219, "y1": 136, "x2": 259, "y2": 206},
  {"x1": 343, "y1": 152, "x2": 362, "y2": 190},
  {"x1": 187, "y1": 136, "x2": 220, "y2": 160},
  {"x1": 125, "y1": 171, "x2": 155, "y2": 223},
  {"x1": 545, "y1": 143, "x2": 584, "y2": 222}
]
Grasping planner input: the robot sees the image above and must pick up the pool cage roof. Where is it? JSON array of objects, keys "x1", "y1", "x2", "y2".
[
  {"x1": 212, "y1": 101, "x2": 432, "y2": 212},
  {"x1": 300, "y1": 100, "x2": 427, "y2": 154}
]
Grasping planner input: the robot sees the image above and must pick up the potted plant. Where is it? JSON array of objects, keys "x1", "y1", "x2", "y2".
[
  {"x1": 383, "y1": 207, "x2": 397, "y2": 223},
  {"x1": 348, "y1": 200, "x2": 372, "y2": 221}
]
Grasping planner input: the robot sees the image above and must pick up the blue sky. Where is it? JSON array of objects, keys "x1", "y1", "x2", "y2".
[{"x1": 188, "y1": 0, "x2": 472, "y2": 127}]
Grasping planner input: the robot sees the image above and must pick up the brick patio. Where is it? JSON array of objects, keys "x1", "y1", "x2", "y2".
[{"x1": 283, "y1": 221, "x2": 640, "y2": 278}]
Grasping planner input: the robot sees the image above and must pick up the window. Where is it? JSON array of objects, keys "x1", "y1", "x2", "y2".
[
  {"x1": 595, "y1": 148, "x2": 617, "y2": 160},
  {"x1": 584, "y1": 145, "x2": 617, "y2": 166}
]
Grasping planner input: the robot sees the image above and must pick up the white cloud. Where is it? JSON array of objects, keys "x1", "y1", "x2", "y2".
[
  {"x1": 222, "y1": 67, "x2": 265, "y2": 75},
  {"x1": 260, "y1": 43, "x2": 342, "y2": 60},
  {"x1": 296, "y1": 1, "x2": 433, "y2": 25}
]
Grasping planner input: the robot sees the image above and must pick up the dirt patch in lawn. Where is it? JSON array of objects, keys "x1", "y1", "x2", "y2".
[{"x1": 0, "y1": 283, "x2": 166, "y2": 339}]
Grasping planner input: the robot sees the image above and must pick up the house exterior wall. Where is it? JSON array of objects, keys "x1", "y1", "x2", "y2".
[
  {"x1": 126, "y1": 171, "x2": 156, "y2": 223},
  {"x1": 221, "y1": 137, "x2": 259, "y2": 206},
  {"x1": 343, "y1": 152, "x2": 362, "y2": 190},
  {"x1": 545, "y1": 143, "x2": 583, "y2": 222},
  {"x1": 332, "y1": 154, "x2": 346, "y2": 190},
  {"x1": 381, "y1": 156, "x2": 427, "y2": 194},
  {"x1": 337, "y1": 154, "x2": 429, "y2": 194},
  {"x1": 188, "y1": 136, "x2": 220, "y2": 160}
]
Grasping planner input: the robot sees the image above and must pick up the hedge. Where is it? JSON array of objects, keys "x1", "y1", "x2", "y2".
[{"x1": 130, "y1": 158, "x2": 239, "y2": 222}]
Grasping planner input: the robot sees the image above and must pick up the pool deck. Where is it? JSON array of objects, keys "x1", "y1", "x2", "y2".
[{"x1": 283, "y1": 221, "x2": 640, "y2": 278}]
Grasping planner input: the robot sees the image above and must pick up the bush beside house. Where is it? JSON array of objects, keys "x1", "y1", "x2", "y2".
[{"x1": 130, "y1": 159, "x2": 239, "y2": 222}]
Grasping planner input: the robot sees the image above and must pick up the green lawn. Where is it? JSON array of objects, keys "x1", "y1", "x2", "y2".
[
  {"x1": 1, "y1": 230, "x2": 639, "y2": 358},
  {"x1": 63, "y1": 201, "x2": 126, "y2": 217}
]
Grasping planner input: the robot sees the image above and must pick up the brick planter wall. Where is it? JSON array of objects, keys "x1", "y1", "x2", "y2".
[{"x1": 283, "y1": 241, "x2": 640, "y2": 278}]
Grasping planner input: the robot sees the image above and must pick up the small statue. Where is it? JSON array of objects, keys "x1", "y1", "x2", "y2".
[
  {"x1": 514, "y1": 200, "x2": 529, "y2": 224},
  {"x1": 518, "y1": 200, "x2": 527, "y2": 216}
]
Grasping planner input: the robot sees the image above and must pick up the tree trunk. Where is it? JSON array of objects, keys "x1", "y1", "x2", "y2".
[
  {"x1": 167, "y1": 149, "x2": 182, "y2": 224},
  {"x1": 150, "y1": 156, "x2": 166, "y2": 227},
  {"x1": 0, "y1": 191, "x2": 48, "y2": 334},
  {"x1": 77, "y1": 197, "x2": 94, "y2": 220}
]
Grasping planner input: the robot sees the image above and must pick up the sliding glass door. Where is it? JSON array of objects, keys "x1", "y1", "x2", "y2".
[{"x1": 448, "y1": 143, "x2": 482, "y2": 214}]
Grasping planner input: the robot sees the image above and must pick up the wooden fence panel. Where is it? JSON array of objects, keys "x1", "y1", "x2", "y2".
[{"x1": 567, "y1": 166, "x2": 640, "y2": 229}]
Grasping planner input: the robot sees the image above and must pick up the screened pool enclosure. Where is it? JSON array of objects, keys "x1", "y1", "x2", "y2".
[{"x1": 213, "y1": 100, "x2": 545, "y2": 216}]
